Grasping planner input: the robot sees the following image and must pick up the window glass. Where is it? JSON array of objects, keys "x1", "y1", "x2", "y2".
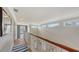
[
  {"x1": 64, "y1": 20, "x2": 79, "y2": 27},
  {"x1": 41, "y1": 25, "x2": 47, "y2": 28},
  {"x1": 4, "y1": 24, "x2": 11, "y2": 34},
  {"x1": 20, "y1": 34, "x2": 24, "y2": 39},
  {"x1": 31, "y1": 25, "x2": 38, "y2": 28},
  {"x1": 17, "y1": 25, "x2": 27, "y2": 39},
  {"x1": 48, "y1": 23, "x2": 60, "y2": 27},
  {"x1": 20, "y1": 26, "x2": 25, "y2": 33},
  {"x1": 38, "y1": 25, "x2": 41, "y2": 29}
]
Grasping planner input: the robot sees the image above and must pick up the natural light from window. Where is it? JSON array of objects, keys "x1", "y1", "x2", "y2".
[{"x1": 48, "y1": 23, "x2": 60, "y2": 27}]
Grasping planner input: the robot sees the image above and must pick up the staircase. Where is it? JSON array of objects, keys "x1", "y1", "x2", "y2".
[
  {"x1": 12, "y1": 39, "x2": 29, "y2": 52},
  {"x1": 12, "y1": 44, "x2": 29, "y2": 52}
]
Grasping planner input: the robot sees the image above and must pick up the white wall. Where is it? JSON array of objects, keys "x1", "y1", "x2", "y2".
[{"x1": 0, "y1": 33, "x2": 13, "y2": 52}]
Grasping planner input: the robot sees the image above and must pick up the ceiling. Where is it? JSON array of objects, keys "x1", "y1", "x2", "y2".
[{"x1": 12, "y1": 7, "x2": 79, "y2": 24}]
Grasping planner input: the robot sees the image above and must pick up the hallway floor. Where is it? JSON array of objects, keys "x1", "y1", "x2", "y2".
[{"x1": 14, "y1": 39, "x2": 26, "y2": 45}]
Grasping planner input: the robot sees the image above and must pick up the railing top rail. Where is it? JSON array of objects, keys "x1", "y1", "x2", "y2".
[{"x1": 30, "y1": 33, "x2": 79, "y2": 52}]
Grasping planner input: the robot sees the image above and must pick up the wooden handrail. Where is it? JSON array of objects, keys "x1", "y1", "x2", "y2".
[{"x1": 30, "y1": 33, "x2": 79, "y2": 52}]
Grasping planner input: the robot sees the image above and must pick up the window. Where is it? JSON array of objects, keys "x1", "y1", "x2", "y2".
[
  {"x1": 20, "y1": 34, "x2": 24, "y2": 39},
  {"x1": 64, "y1": 20, "x2": 79, "y2": 27},
  {"x1": 4, "y1": 24, "x2": 11, "y2": 34},
  {"x1": 75, "y1": 21, "x2": 79, "y2": 26},
  {"x1": 47, "y1": 23, "x2": 60, "y2": 27},
  {"x1": 17, "y1": 25, "x2": 27, "y2": 39},
  {"x1": 38, "y1": 25, "x2": 41, "y2": 29},
  {"x1": 31, "y1": 25, "x2": 38, "y2": 28},
  {"x1": 41, "y1": 25, "x2": 47, "y2": 28},
  {"x1": 20, "y1": 26, "x2": 25, "y2": 33}
]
